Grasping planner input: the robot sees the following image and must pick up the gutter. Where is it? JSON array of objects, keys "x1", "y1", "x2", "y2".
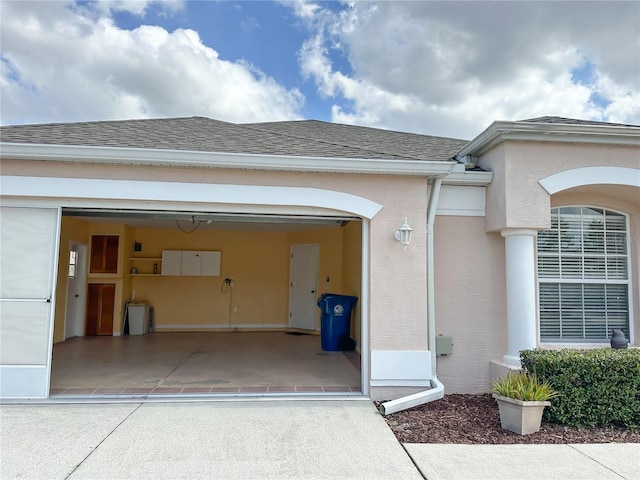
[
  {"x1": 379, "y1": 177, "x2": 445, "y2": 415},
  {"x1": 0, "y1": 142, "x2": 461, "y2": 177}
]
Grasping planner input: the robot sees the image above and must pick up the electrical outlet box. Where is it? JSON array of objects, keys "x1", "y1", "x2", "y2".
[{"x1": 436, "y1": 335, "x2": 453, "y2": 356}]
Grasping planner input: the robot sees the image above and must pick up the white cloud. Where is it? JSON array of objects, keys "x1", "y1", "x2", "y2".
[
  {"x1": 293, "y1": 1, "x2": 640, "y2": 138},
  {"x1": 88, "y1": 0, "x2": 184, "y2": 17},
  {"x1": 0, "y1": 1, "x2": 303, "y2": 125},
  {"x1": 2, "y1": 0, "x2": 638, "y2": 137}
]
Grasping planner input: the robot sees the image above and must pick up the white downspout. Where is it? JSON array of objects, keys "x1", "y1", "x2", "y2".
[{"x1": 379, "y1": 177, "x2": 445, "y2": 415}]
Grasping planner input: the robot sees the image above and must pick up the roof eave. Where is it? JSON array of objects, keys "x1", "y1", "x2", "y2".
[
  {"x1": 0, "y1": 143, "x2": 459, "y2": 176},
  {"x1": 455, "y1": 121, "x2": 640, "y2": 159}
]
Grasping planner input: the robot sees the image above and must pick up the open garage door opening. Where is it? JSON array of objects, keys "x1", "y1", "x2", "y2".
[{"x1": 50, "y1": 208, "x2": 364, "y2": 398}]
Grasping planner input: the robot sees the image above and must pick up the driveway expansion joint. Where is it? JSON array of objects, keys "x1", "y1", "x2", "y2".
[
  {"x1": 568, "y1": 444, "x2": 629, "y2": 480},
  {"x1": 63, "y1": 403, "x2": 143, "y2": 479}
]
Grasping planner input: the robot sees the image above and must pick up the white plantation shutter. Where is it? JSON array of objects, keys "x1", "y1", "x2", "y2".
[{"x1": 537, "y1": 207, "x2": 630, "y2": 342}]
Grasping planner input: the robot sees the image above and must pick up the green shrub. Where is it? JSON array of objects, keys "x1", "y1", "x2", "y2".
[{"x1": 520, "y1": 348, "x2": 640, "y2": 427}]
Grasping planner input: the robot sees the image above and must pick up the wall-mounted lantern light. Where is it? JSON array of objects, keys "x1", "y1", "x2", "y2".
[{"x1": 394, "y1": 217, "x2": 413, "y2": 249}]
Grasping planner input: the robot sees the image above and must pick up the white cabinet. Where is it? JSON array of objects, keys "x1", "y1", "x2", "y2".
[
  {"x1": 161, "y1": 251, "x2": 182, "y2": 276},
  {"x1": 181, "y1": 251, "x2": 201, "y2": 276},
  {"x1": 161, "y1": 250, "x2": 221, "y2": 276},
  {"x1": 201, "y1": 251, "x2": 221, "y2": 276}
]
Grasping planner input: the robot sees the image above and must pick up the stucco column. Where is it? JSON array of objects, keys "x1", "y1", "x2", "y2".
[{"x1": 500, "y1": 229, "x2": 538, "y2": 366}]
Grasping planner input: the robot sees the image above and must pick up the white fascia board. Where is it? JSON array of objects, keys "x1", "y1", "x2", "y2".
[
  {"x1": 0, "y1": 142, "x2": 458, "y2": 177},
  {"x1": 456, "y1": 121, "x2": 640, "y2": 159}
]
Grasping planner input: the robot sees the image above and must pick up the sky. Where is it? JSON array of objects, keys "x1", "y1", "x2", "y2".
[{"x1": 1, "y1": 0, "x2": 639, "y2": 140}]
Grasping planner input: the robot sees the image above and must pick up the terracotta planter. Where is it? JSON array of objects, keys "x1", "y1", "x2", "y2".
[{"x1": 492, "y1": 394, "x2": 550, "y2": 435}]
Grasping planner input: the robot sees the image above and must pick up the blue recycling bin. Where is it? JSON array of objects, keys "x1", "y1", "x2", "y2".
[{"x1": 317, "y1": 294, "x2": 358, "y2": 351}]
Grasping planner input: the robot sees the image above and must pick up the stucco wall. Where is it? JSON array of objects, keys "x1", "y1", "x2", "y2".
[
  {"x1": 433, "y1": 216, "x2": 507, "y2": 393},
  {"x1": 476, "y1": 139, "x2": 639, "y2": 360},
  {"x1": 480, "y1": 141, "x2": 639, "y2": 232},
  {"x1": 3, "y1": 160, "x2": 430, "y2": 355}
]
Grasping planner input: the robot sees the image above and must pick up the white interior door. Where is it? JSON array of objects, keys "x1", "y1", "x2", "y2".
[
  {"x1": 0, "y1": 206, "x2": 61, "y2": 399},
  {"x1": 64, "y1": 241, "x2": 87, "y2": 339},
  {"x1": 289, "y1": 244, "x2": 319, "y2": 330}
]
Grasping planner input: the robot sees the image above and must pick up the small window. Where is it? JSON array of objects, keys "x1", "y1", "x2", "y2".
[
  {"x1": 68, "y1": 248, "x2": 77, "y2": 278},
  {"x1": 538, "y1": 207, "x2": 630, "y2": 342}
]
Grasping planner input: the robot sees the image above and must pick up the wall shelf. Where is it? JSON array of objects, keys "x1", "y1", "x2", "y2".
[{"x1": 129, "y1": 257, "x2": 162, "y2": 275}]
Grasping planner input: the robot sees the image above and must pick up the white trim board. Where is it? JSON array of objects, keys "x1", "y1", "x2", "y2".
[
  {"x1": 436, "y1": 185, "x2": 486, "y2": 216},
  {"x1": 1, "y1": 176, "x2": 384, "y2": 220},
  {"x1": 370, "y1": 350, "x2": 432, "y2": 387},
  {"x1": 457, "y1": 121, "x2": 640, "y2": 159},
  {"x1": 539, "y1": 166, "x2": 640, "y2": 194}
]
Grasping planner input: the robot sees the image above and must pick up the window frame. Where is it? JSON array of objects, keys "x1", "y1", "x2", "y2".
[
  {"x1": 537, "y1": 205, "x2": 634, "y2": 344},
  {"x1": 68, "y1": 246, "x2": 77, "y2": 278}
]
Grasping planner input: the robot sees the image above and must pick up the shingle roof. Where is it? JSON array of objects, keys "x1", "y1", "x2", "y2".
[
  {"x1": 244, "y1": 120, "x2": 468, "y2": 161},
  {"x1": 520, "y1": 116, "x2": 639, "y2": 127},
  {"x1": 0, "y1": 116, "x2": 468, "y2": 162}
]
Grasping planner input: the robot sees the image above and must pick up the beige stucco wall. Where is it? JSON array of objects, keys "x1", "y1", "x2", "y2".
[
  {"x1": 433, "y1": 216, "x2": 507, "y2": 393},
  {"x1": 480, "y1": 141, "x2": 639, "y2": 232},
  {"x1": 2, "y1": 159, "x2": 430, "y2": 356},
  {"x1": 478, "y1": 138, "x2": 639, "y2": 354}
]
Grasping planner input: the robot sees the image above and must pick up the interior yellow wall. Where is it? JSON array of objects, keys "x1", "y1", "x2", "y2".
[
  {"x1": 288, "y1": 224, "x2": 361, "y2": 338},
  {"x1": 341, "y1": 221, "x2": 362, "y2": 346},
  {"x1": 53, "y1": 217, "x2": 90, "y2": 343},
  {"x1": 127, "y1": 227, "x2": 290, "y2": 329},
  {"x1": 55, "y1": 219, "x2": 363, "y2": 337}
]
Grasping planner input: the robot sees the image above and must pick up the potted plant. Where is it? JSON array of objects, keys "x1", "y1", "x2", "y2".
[{"x1": 491, "y1": 371, "x2": 559, "y2": 435}]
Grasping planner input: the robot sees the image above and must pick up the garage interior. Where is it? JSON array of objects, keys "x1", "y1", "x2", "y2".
[{"x1": 50, "y1": 209, "x2": 363, "y2": 397}]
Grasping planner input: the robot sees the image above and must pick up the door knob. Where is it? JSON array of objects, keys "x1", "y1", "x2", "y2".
[{"x1": 311, "y1": 290, "x2": 316, "y2": 294}]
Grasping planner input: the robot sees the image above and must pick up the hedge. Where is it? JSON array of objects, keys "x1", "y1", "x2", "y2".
[{"x1": 520, "y1": 348, "x2": 640, "y2": 427}]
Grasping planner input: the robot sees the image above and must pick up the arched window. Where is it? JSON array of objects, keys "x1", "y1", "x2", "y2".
[{"x1": 537, "y1": 206, "x2": 630, "y2": 342}]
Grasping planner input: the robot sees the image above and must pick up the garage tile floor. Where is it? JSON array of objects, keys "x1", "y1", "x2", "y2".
[{"x1": 50, "y1": 332, "x2": 361, "y2": 396}]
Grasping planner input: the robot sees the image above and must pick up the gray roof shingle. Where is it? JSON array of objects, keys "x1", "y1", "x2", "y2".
[
  {"x1": 0, "y1": 116, "x2": 468, "y2": 162},
  {"x1": 520, "y1": 116, "x2": 638, "y2": 127}
]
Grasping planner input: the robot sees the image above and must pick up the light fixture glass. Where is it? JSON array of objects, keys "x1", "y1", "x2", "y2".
[{"x1": 394, "y1": 217, "x2": 413, "y2": 249}]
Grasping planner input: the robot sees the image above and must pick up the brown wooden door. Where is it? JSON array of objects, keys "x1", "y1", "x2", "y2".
[{"x1": 86, "y1": 284, "x2": 115, "y2": 336}]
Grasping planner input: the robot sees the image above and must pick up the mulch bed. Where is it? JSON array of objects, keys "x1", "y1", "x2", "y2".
[{"x1": 376, "y1": 394, "x2": 639, "y2": 444}]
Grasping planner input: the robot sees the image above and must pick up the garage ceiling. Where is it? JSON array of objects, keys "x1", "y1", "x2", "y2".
[{"x1": 62, "y1": 208, "x2": 356, "y2": 231}]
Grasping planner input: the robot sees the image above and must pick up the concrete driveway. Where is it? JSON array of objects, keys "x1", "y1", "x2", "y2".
[
  {"x1": 1, "y1": 399, "x2": 421, "y2": 480},
  {"x1": 3, "y1": 399, "x2": 638, "y2": 480}
]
